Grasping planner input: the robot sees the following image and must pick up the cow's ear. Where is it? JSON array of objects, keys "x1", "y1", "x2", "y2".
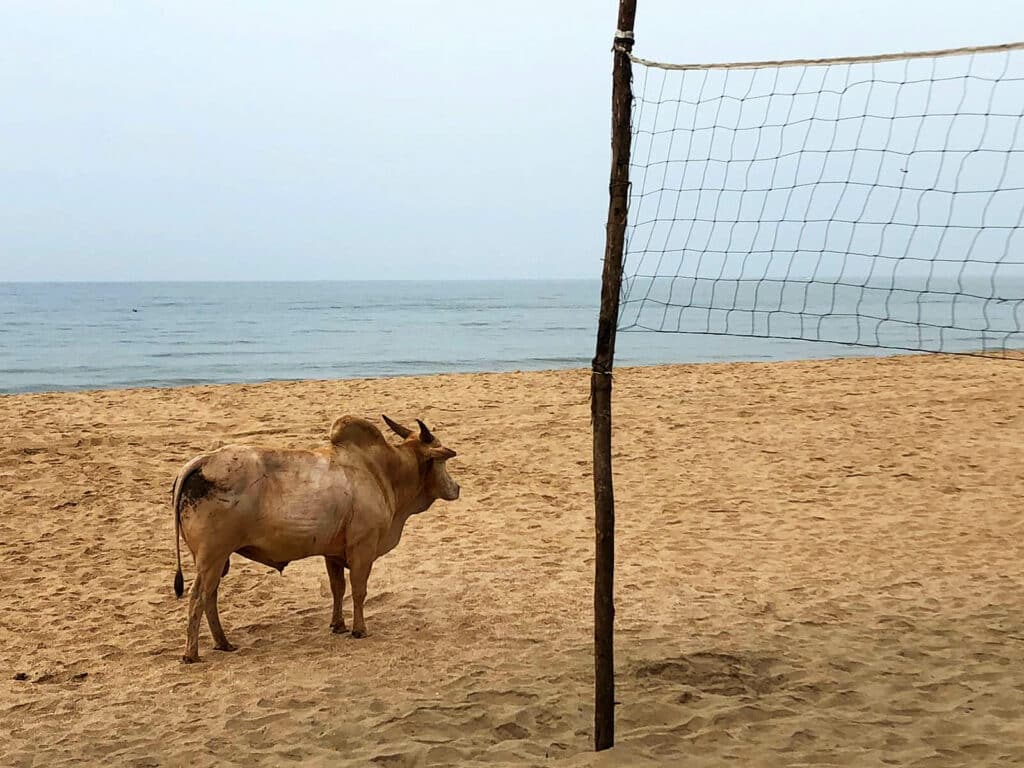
[{"x1": 425, "y1": 446, "x2": 456, "y2": 460}]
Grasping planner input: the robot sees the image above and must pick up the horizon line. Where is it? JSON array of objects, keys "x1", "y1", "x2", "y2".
[{"x1": 0, "y1": 277, "x2": 602, "y2": 285}]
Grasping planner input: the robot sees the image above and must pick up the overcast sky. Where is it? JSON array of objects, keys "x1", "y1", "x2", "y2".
[{"x1": 1, "y1": 1, "x2": 1021, "y2": 281}]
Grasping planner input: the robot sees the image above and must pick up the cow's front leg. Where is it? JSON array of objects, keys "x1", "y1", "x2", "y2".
[
  {"x1": 348, "y1": 558, "x2": 373, "y2": 639},
  {"x1": 324, "y1": 556, "x2": 348, "y2": 634}
]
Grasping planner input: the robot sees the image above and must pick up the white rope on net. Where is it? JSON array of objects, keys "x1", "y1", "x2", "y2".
[{"x1": 630, "y1": 40, "x2": 1024, "y2": 72}]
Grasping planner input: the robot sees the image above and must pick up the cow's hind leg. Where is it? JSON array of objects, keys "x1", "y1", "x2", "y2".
[
  {"x1": 325, "y1": 556, "x2": 348, "y2": 634},
  {"x1": 183, "y1": 573, "x2": 205, "y2": 663},
  {"x1": 202, "y1": 557, "x2": 236, "y2": 652}
]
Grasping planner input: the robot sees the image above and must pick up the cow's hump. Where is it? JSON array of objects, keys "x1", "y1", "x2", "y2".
[{"x1": 329, "y1": 415, "x2": 388, "y2": 449}]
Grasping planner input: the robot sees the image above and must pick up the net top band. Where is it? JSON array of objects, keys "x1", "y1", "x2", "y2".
[{"x1": 630, "y1": 40, "x2": 1024, "y2": 72}]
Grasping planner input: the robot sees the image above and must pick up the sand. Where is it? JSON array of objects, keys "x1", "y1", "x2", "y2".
[{"x1": 2, "y1": 354, "x2": 1023, "y2": 767}]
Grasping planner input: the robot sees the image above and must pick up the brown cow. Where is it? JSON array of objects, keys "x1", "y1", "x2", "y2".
[{"x1": 171, "y1": 414, "x2": 460, "y2": 663}]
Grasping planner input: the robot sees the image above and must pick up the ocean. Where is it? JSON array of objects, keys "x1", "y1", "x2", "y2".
[{"x1": 1, "y1": 280, "x2": 1020, "y2": 394}]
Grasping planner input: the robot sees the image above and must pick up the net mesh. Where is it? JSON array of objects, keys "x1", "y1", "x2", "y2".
[{"x1": 620, "y1": 45, "x2": 1024, "y2": 357}]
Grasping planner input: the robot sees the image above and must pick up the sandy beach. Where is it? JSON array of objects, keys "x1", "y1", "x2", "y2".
[{"x1": 2, "y1": 354, "x2": 1023, "y2": 767}]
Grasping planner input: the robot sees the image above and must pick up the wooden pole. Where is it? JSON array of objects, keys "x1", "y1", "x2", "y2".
[{"x1": 593, "y1": 0, "x2": 636, "y2": 752}]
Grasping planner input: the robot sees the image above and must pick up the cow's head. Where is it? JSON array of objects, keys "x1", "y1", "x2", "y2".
[{"x1": 382, "y1": 415, "x2": 461, "y2": 502}]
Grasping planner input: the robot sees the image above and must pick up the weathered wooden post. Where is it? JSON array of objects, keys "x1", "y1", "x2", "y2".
[{"x1": 592, "y1": 0, "x2": 637, "y2": 752}]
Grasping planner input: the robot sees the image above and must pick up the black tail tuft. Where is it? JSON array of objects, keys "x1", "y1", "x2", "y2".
[{"x1": 174, "y1": 568, "x2": 184, "y2": 598}]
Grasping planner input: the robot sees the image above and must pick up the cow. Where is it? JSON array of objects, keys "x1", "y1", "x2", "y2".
[{"x1": 170, "y1": 414, "x2": 460, "y2": 663}]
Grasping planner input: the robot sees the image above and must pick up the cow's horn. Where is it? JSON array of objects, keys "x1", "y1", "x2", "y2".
[
  {"x1": 416, "y1": 419, "x2": 435, "y2": 444},
  {"x1": 382, "y1": 414, "x2": 412, "y2": 438}
]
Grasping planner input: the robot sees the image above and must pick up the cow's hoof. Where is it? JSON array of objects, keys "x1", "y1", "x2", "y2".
[
  {"x1": 214, "y1": 642, "x2": 237, "y2": 652},
  {"x1": 181, "y1": 655, "x2": 202, "y2": 664},
  {"x1": 331, "y1": 625, "x2": 349, "y2": 635},
  {"x1": 351, "y1": 629, "x2": 367, "y2": 639}
]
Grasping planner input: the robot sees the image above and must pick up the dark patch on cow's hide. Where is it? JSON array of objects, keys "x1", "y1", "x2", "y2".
[
  {"x1": 260, "y1": 453, "x2": 287, "y2": 475},
  {"x1": 180, "y1": 468, "x2": 216, "y2": 507}
]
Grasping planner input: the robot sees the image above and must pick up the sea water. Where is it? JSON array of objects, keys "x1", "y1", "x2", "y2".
[{"x1": 1, "y1": 280, "x2": 1020, "y2": 394}]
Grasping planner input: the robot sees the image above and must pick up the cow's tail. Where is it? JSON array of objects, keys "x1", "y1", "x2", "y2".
[{"x1": 172, "y1": 455, "x2": 207, "y2": 599}]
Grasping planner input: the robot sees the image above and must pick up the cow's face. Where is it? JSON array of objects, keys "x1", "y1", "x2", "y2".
[
  {"x1": 424, "y1": 445, "x2": 460, "y2": 501},
  {"x1": 383, "y1": 415, "x2": 461, "y2": 502}
]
